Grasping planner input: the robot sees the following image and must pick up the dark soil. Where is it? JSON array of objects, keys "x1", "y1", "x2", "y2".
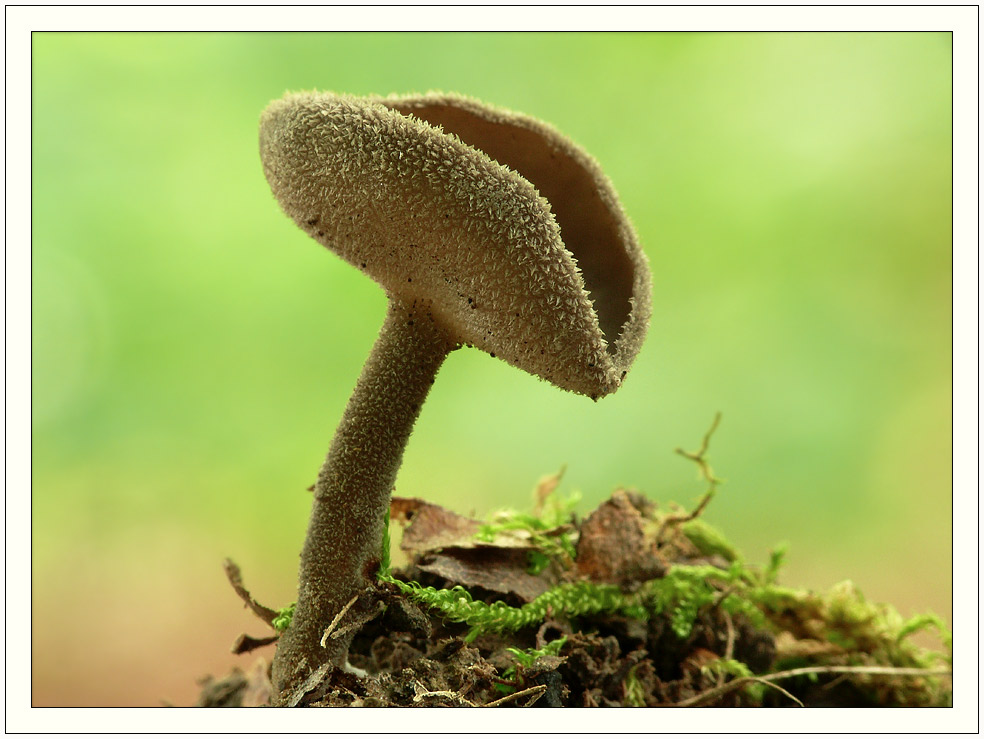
[{"x1": 200, "y1": 589, "x2": 777, "y2": 707}]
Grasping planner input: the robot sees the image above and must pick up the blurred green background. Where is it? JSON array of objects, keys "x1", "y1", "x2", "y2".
[{"x1": 31, "y1": 32, "x2": 951, "y2": 706}]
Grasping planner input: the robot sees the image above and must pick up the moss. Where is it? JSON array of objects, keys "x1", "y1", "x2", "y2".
[
  {"x1": 473, "y1": 484, "x2": 581, "y2": 570},
  {"x1": 271, "y1": 602, "x2": 295, "y2": 633},
  {"x1": 495, "y1": 637, "x2": 568, "y2": 695},
  {"x1": 680, "y1": 518, "x2": 742, "y2": 562},
  {"x1": 622, "y1": 664, "x2": 648, "y2": 707},
  {"x1": 230, "y1": 417, "x2": 950, "y2": 707},
  {"x1": 374, "y1": 452, "x2": 951, "y2": 707}
]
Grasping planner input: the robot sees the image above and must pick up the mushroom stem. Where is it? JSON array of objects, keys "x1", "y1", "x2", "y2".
[{"x1": 271, "y1": 296, "x2": 454, "y2": 693}]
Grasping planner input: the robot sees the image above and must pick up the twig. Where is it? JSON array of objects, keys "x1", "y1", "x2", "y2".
[
  {"x1": 223, "y1": 558, "x2": 278, "y2": 627},
  {"x1": 819, "y1": 671, "x2": 853, "y2": 694},
  {"x1": 657, "y1": 413, "x2": 723, "y2": 539},
  {"x1": 677, "y1": 412, "x2": 722, "y2": 475},
  {"x1": 330, "y1": 600, "x2": 387, "y2": 641},
  {"x1": 712, "y1": 585, "x2": 738, "y2": 612},
  {"x1": 747, "y1": 677, "x2": 804, "y2": 707},
  {"x1": 481, "y1": 684, "x2": 548, "y2": 708},
  {"x1": 320, "y1": 593, "x2": 360, "y2": 647},
  {"x1": 719, "y1": 611, "x2": 736, "y2": 688},
  {"x1": 670, "y1": 664, "x2": 952, "y2": 708},
  {"x1": 412, "y1": 681, "x2": 476, "y2": 707},
  {"x1": 230, "y1": 632, "x2": 279, "y2": 655}
]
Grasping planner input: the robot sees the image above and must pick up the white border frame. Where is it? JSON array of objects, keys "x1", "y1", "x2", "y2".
[{"x1": 7, "y1": 5, "x2": 977, "y2": 733}]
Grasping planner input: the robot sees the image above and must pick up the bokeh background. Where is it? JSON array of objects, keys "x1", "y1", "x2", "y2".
[{"x1": 31, "y1": 32, "x2": 952, "y2": 706}]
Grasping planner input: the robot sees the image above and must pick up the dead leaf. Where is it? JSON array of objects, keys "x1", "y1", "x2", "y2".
[
  {"x1": 532, "y1": 467, "x2": 565, "y2": 516},
  {"x1": 415, "y1": 548, "x2": 559, "y2": 602},
  {"x1": 389, "y1": 496, "x2": 428, "y2": 523},
  {"x1": 395, "y1": 497, "x2": 564, "y2": 554},
  {"x1": 392, "y1": 498, "x2": 484, "y2": 553}
]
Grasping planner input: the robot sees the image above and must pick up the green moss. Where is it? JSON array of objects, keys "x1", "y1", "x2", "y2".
[
  {"x1": 474, "y1": 485, "x2": 580, "y2": 569},
  {"x1": 680, "y1": 518, "x2": 742, "y2": 562},
  {"x1": 378, "y1": 577, "x2": 634, "y2": 642},
  {"x1": 622, "y1": 664, "x2": 647, "y2": 707},
  {"x1": 377, "y1": 486, "x2": 950, "y2": 706},
  {"x1": 494, "y1": 637, "x2": 567, "y2": 695},
  {"x1": 379, "y1": 560, "x2": 767, "y2": 642},
  {"x1": 367, "y1": 419, "x2": 951, "y2": 706},
  {"x1": 272, "y1": 602, "x2": 295, "y2": 633},
  {"x1": 246, "y1": 421, "x2": 949, "y2": 706},
  {"x1": 701, "y1": 657, "x2": 754, "y2": 681},
  {"x1": 505, "y1": 636, "x2": 567, "y2": 669}
]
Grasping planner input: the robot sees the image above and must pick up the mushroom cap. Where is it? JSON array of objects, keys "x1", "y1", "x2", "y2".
[{"x1": 259, "y1": 91, "x2": 651, "y2": 398}]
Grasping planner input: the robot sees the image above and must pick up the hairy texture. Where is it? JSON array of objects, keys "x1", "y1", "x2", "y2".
[
  {"x1": 271, "y1": 299, "x2": 453, "y2": 693},
  {"x1": 258, "y1": 90, "x2": 653, "y2": 696},
  {"x1": 260, "y1": 91, "x2": 651, "y2": 399}
]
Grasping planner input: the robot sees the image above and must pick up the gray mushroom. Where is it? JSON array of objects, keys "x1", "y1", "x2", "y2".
[{"x1": 259, "y1": 91, "x2": 652, "y2": 693}]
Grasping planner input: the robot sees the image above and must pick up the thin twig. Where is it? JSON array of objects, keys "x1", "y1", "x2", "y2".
[
  {"x1": 712, "y1": 585, "x2": 738, "y2": 612},
  {"x1": 819, "y1": 671, "x2": 853, "y2": 694},
  {"x1": 657, "y1": 413, "x2": 723, "y2": 539},
  {"x1": 320, "y1": 593, "x2": 360, "y2": 647},
  {"x1": 230, "y1": 632, "x2": 279, "y2": 655},
  {"x1": 481, "y1": 684, "x2": 548, "y2": 708},
  {"x1": 223, "y1": 558, "x2": 278, "y2": 627},
  {"x1": 677, "y1": 412, "x2": 722, "y2": 473},
  {"x1": 330, "y1": 600, "x2": 386, "y2": 641},
  {"x1": 748, "y1": 677, "x2": 804, "y2": 707},
  {"x1": 718, "y1": 611, "x2": 736, "y2": 688},
  {"x1": 412, "y1": 681, "x2": 476, "y2": 707},
  {"x1": 671, "y1": 665, "x2": 952, "y2": 708}
]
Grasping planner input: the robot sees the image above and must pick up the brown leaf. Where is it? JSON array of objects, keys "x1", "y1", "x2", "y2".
[
  {"x1": 393, "y1": 498, "x2": 484, "y2": 553},
  {"x1": 416, "y1": 548, "x2": 558, "y2": 602},
  {"x1": 389, "y1": 496, "x2": 428, "y2": 523},
  {"x1": 393, "y1": 496, "x2": 575, "y2": 555},
  {"x1": 532, "y1": 467, "x2": 565, "y2": 515}
]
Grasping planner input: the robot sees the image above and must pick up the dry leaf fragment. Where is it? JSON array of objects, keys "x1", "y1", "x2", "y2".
[
  {"x1": 393, "y1": 498, "x2": 484, "y2": 554},
  {"x1": 415, "y1": 548, "x2": 559, "y2": 602},
  {"x1": 393, "y1": 496, "x2": 572, "y2": 554},
  {"x1": 532, "y1": 467, "x2": 565, "y2": 516}
]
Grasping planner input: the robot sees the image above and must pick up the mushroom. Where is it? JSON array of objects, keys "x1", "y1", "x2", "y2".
[{"x1": 258, "y1": 91, "x2": 652, "y2": 693}]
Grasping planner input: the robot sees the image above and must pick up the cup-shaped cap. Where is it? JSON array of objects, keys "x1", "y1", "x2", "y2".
[{"x1": 260, "y1": 91, "x2": 651, "y2": 398}]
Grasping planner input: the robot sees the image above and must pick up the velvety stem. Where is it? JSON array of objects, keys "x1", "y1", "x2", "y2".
[{"x1": 271, "y1": 296, "x2": 453, "y2": 693}]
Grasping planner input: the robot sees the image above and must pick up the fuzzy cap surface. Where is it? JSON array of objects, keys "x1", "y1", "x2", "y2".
[{"x1": 260, "y1": 91, "x2": 651, "y2": 398}]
